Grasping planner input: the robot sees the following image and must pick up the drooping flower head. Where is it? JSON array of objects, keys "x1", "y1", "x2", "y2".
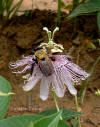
[{"x1": 9, "y1": 27, "x2": 89, "y2": 100}]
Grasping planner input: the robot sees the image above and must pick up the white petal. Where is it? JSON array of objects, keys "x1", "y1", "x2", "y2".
[
  {"x1": 63, "y1": 76, "x2": 77, "y2": 95},
  {"x1": 53, "y1": 61, "x2": 77, "y2": 95},
  {"x1": 40, "y1": 76, "x2": 51, "y2": 101},
  {"x1": 58, "y1": 68, "x2": 77, "y2": 95},
  {"x1": 52, "y1": 74, "x2": 66, "y2": 97},
  {"x1": 23, "y1": 73, "x2": 42, "y2": 91}
]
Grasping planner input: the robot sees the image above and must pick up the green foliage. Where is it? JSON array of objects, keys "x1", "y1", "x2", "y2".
[
  {"x1": 58, "y1": 120, "x2": 70, "y2": 127},
  {"x1": 33, "y1": 111, "x2": 62, "y2": 127},
  {"x1": 68, "y1": 0, "x2": 100, "y2": 19},
  {"x1": 0, "y1": 114, "x2": 43, "y2": 127},
  {"x1": 72, "y1": 0, "x2": 79, "y2": 10},
  {"x1": 0, "y1": 76, "x2": 82, "y2": 127},
  {"x1": 57, "y1": 0, "x2": 80, "y2": 24},
  {"x1": 57, "y1": 0, "x2": 61, "y2": 25},
  {"x1": 97, "y1": 11, "x2": 100, "y2": 30},
  {"x1": 28, "y1": 122, "x2": 34, "y2": 127},
  {"x1": 98, "y1": 39, "x2": 100, "y2": 46},
  {"x1": 71, "y1": 119, "x2": 79, "y2": 127},
  {"x1": 0, "y1": 111, "x2": 71, "y2": 127},
  {"x1": 0, "y1": 0, "x2": 23, "y2": 21},
  {"x1": 0, "y1": 75, "x2": 12, "y2": 119},
  {"x1": 86, "y1": 42, "x2": 96, "y2": 50},
  {"x1": 39, "y1": 108, "x2": 82, "y2": 120},
  {"x1": 80, "y1": 56, "x2": 100, "y2": 102},
  {"x1": 59, "y1": 1, "x2": 73, "y2": 11},
  {"x1": 95, "y1": 89, "x2": 100, "y2": 96},
  {"x1": 0, "y1": 108, "x2": 80, "y2": 127}
]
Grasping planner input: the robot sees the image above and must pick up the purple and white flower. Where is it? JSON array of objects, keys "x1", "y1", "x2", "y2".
[{"x1": 10, "y1": 54, "x2": 89, "y2": 100}]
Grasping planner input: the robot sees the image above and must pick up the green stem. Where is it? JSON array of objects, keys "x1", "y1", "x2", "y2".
[
  {"x1": 32, "y1": 0, "x2": 33, "y2": 10},
  {"x1": 53, "y1": 89, "x2": 63, "y2": 120},
  {"x1": 74, "y1": 95, "x2": 81, "y2": 127},
  {"x1": 80, "y1": 56, "x2": 100, "y2": 103},
  {"x1": 73, "y1": 0, "x2": 79, "y2": 10},
  {"x1": 53, "y1": 89, "x2": 60, "y2": 112},
  {"x1": 57, "y1": 0, "x2": 61, "y2": 26}
]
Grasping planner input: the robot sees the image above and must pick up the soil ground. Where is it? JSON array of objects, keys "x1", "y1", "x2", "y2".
[{"x1": 0, "y1": 9, "x2": 100, "y2": 127}]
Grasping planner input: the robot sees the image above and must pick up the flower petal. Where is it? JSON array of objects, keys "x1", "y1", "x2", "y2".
[
  {"x1": 65, "y1": 62, "x2": 89, "y2": 81},
  {"x1": 52, "y1": 56, "x2": 77, "y2": 95},
  {"x1": 56, "y1": 67, "x2": 77, "y2": 95},
  {"x1": 9, "y1": 55, "x2": 34, "y2": 69},
  {"x1": 40, "y1": 76, "x2": 51, "y2": 101},
  {"x1": 23, "y1": 73, "x2": 42, "y2": 91},
  {"x1": 53, "y1": 55, "x2": 89, "y2": 83},
  {"x1": 52, "y1": 74, "x2": 66, "y2": 97},
  {"x1": 58, "y1": 68, "x2": 77, "y2": 95},
  {"x1": 63, "y1": 76, "x2": 77, "y2": 95}
]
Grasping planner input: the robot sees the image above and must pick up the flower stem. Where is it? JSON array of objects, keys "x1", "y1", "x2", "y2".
[
  {"x1": 53, "y1": 89, "x2": 63, "y2": 120},
  {"x1": 57, "y1": 0, "x2": 61, "y2": 26},
  {"x1": 53, "y1": 89, "x2": 60, "y2": 112},
  {"x1": 74, "y1": 95, "x2": 81, "y2": 127}
]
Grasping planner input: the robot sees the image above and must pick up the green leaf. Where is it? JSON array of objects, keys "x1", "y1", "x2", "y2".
[
  {"x1": 95, "y1": 89, "x2": 100, "y2": 96},
  {"x1": 80, "y1": 56, "x2": 100, "y2": 103},
  {"x1": 58, "y1": 120, "x2": 70, "y2": 127},
  {"x1": 39, "y1": 108, "x2": 82, "y2": 120},
  {"x1": 0, "y1": 114, "x2": 43, "y2": 127},
  {"x1": 68, "y1": 0, "x2": 100, "y2": 18},
  {"x1": 97, "y1": 11, "x2": 100, "y2": 30},
  {"x1": 33, "y1": 111, "x2": 62, "y2": 127},
  {"x1": 28, "y1": 121, "x2": 34, "y2": 127},
  {"x1": 0, "y1": 0, "x2": 5, "y2": 15},
  {"x1": 7, "y1": 0, "x2": 23, "y2": 18},
  {"x1": 87, "y1": 42, "x2": 96, "y2": 50},
  {"x1": 0, "y1": 75, "x2": 12, "y2": 119},
  {"x1": 98, "y1": 39, "x2": 100, "y2": 46},
  {"x1": 73, "y1": 0, "x2": 79, "y2": 10},
  {"x1": 62, "y1": 108, "x2": 82, "y2": 120},
  {"x1": 0, "y1": 0, "x2": 23, "y2": 20},
  {"x1": 6, "y1": 0, "x2": 14, "y2": 13},
  {"x1": 71, "y1": 119, "x2": 79, "y2": 127}
]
